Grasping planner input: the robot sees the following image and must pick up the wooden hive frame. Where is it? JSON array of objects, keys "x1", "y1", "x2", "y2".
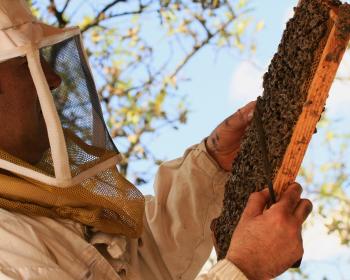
[{"x1": 274, "y1": 3, "x2": 350, "y2": 196}]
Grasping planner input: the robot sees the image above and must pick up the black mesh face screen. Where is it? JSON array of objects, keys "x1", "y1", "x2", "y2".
[
  {"x1": 38, "y1": 36, "x2": 119, "y2": 176},
  {"x1": 41, "y1": 36, "x2": 117, "y2": 151},
  {"x1": 40, "y1": 36, "x2": 119, "y2": 176}
]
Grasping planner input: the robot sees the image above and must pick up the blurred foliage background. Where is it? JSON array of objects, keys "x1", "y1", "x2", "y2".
[{"x1": 28, "y1": 0, "x2": 260, "y2": 181}]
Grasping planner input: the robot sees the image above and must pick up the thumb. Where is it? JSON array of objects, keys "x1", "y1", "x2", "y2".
[
  {"x1": 242, "y1": 188, "x2": 270, "y2": 219},
  {"x1": 224, "y1": 101, "x2": 256, "y2": 132}
]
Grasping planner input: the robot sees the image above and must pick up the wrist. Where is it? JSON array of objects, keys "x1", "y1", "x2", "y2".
[
  {"x1": 208, "y1": 260, "x2": 249, "y2": 280},
  {"x1": 204, "y1": 137, "x2": 228, "y2": 171},
  {"x1": 225, "y1": 254, "x2": 270, "y2": 280}
]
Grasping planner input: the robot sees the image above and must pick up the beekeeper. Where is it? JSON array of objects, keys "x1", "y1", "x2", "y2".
[{"x1": 0, "y1": 1, "x2": 312, "y2": 279}]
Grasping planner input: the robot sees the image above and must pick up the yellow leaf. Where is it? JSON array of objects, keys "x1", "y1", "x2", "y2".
[
  {"x1": 177, "y1": 23, "x2": 188, "y2": 33},
  {"x1": 217, "y1": 37, "x2": 226, "y2": 47},
  {"x1": 234, "y1": 37, "x2": 244, "y2": 51},
  {"x1": 92, "y1": 32, "x2": 101, "y2": 43},
  {"x1": 131, "y1": 115, "x2": 140, "y2": 124},
  {"x1": 256, "y1": 21, "x2": 265, "y2": 32},
  {"x1": 134, "y1": 144, "x2": 144, "y2": 154},
  {"x1": 79, "y1": 16, "x2": 93, "y2": 30},
  {"x1": 236, "y1": 19, "x2": 250, "y2": 36},
  {"x1": 250, "y1": 43, "x2": 257, "y2": 53},
  {"x1": 128, "y1": 134, "x2": 138, "y2": 144},
  {"x1": 212, "y1": 0, "x2": 220, "y2": 8},
  {"x1": 238, "y1": 0, "x2": 248, "y2": 9},
  {"x1": 326, "y1": 131, "x2": 334, "y2": 141},
  {"x1": 164, "y1": 76, "x2": 177, "y2": 88}
]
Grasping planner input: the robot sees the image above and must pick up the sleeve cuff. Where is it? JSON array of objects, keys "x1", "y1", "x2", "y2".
[
  {"x1": 189, "y1": 139, "x2": 231, "y2": 194},
  {"x1": 192, "y1": 139, "x2": 225, "y2": 173},
  {"x1": 189, "y1": 139, "x2": 230, "y2": 175},
  {"x1": 206, "y1": 260, "x2": 248, "y2": 280}
]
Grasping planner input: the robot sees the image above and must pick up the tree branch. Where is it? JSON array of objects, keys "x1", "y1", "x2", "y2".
[
  {"x1": 194, "y1": 14, "x2": 213, "y2": 37},
  {"x1": 49, "y1": 0, "x2": 68, "y2": 27},
  {"x1": 62, "y1": 0, "x2": 72, "y2": 14},
  {"x1": 81, "y1": 0, "x2": 136, "y2": 33},
  {"x1": 80, "y1": 1, "x2": 158, "y2": 33},
  {"x1": 170, "y1": 14, "x2": 235, "y2": 79}
]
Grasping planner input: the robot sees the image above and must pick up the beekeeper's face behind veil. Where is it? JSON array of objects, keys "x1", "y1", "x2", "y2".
[
  {"x1": 0, "y1": 56, "x2": 61, "y2": 164},
  {"x1": 0, "y1": 0, "x2": 145, "y2": 238}
]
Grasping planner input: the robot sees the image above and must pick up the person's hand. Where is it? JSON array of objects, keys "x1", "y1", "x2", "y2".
[
  {"x1": 226, "y1": 183, "x2": 313, "y2": 280},
  {"x1": 205, "y1": 101, "x2": 256, "y2": 171}
]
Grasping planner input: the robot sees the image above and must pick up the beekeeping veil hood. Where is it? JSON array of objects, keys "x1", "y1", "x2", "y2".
[{"x1": 0, "y1": 0, "x2": 144, "y2": 237}]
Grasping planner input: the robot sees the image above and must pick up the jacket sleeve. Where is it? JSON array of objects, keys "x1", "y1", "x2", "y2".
[
  {"x1": 195, "y1": 260, "x2": 248, "y2": 280},
  {"x1": 141, "y1": 140, "x2": 235, "y2": 279}
]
